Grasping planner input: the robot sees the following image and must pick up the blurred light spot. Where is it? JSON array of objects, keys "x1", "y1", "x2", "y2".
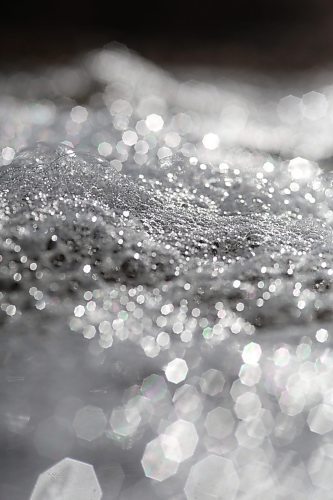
[
  {"x1": 98, "y1": 142, "x2": 113, "y2": 157},
  {"x1": 73, "y1": 405, "x2": 107, "y2": 441},
  {"x1": 165, "y1": 358, "x2": 188, "y2": 384},
  {"x1": 199, "y1": 369, "x2": 225, "y2": 396},
  {"x1": 70, "y1": 106, "x2": 88, "y2": 124},
  {"x1": 205, "y1": 407, "x2": 234, "y2": 439},
  {"x1": 277, "y1": 95, "x2": 301, "y2": 124},
  {"x1": 122, "y1": 130, "x2": 138, "y2": 146},
  {"x1": 202, "y1": 133, "x2": 219, "y2": 150},
  {"x1": 288, "y1": 157, "x2": 315, "y2": 181},
  {"x1": 145, "y1": 114, "x2": 164, "y2": 132},
  {"x1": 30, "y1": 457, "x2": 102, "y2": 500},
  {"x1": 184, "y1": 455, "x2": 239, "y2": 500},
  {"x1": 242, "y1": 342, "x2": 262, "y2": 365},
  {"x1": 308, "y1": 404, "x2": 333, "y2": 435},
  {"x1": 301, "y1": 91, "x2": 328, "y2": 120},
  {"x1": 141, "y1": 436, "x2": 179, "y2": 481},
  {"x1": 316, "y1": 328, "x2": 328, "y2": 343},
  {"x1": 2, "y1": 147, "x2": 15, "y2": 163}
]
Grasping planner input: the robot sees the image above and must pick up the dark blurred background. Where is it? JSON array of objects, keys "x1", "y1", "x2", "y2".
[{"x1": 0, "y1": 0, "x2": 333, "y2": 71}]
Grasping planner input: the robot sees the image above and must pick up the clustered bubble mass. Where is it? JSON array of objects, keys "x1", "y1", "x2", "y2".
[{"x1": 2, "y1": 46, "x2": 333, "y2": 499}]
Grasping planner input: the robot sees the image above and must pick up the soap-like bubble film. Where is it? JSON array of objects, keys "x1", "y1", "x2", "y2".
[{"x1": 2, "y1": 45, "x2": 333, "y2": 499}]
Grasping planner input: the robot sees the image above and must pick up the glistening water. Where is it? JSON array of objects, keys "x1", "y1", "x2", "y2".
[{"x1": 2, "y1": 46, "x2": 333, "y2": 499}]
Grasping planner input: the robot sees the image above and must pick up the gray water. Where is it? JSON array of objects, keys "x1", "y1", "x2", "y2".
[{"x1": 1, "y1": 46, "x2": 333, "y2": 499}]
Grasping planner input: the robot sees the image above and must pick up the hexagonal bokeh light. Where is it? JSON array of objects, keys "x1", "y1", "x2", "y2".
[
  {"x1": 30, "y1": 458, "x2": 102, "y2": 500},
  {"x1": 184, "y1": 455, "x2": 239, "y2": 500}
]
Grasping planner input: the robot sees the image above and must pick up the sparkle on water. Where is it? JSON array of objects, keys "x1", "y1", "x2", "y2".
[{"x1": 1, "y1": 45, "x2": 333, "y2": 499}]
